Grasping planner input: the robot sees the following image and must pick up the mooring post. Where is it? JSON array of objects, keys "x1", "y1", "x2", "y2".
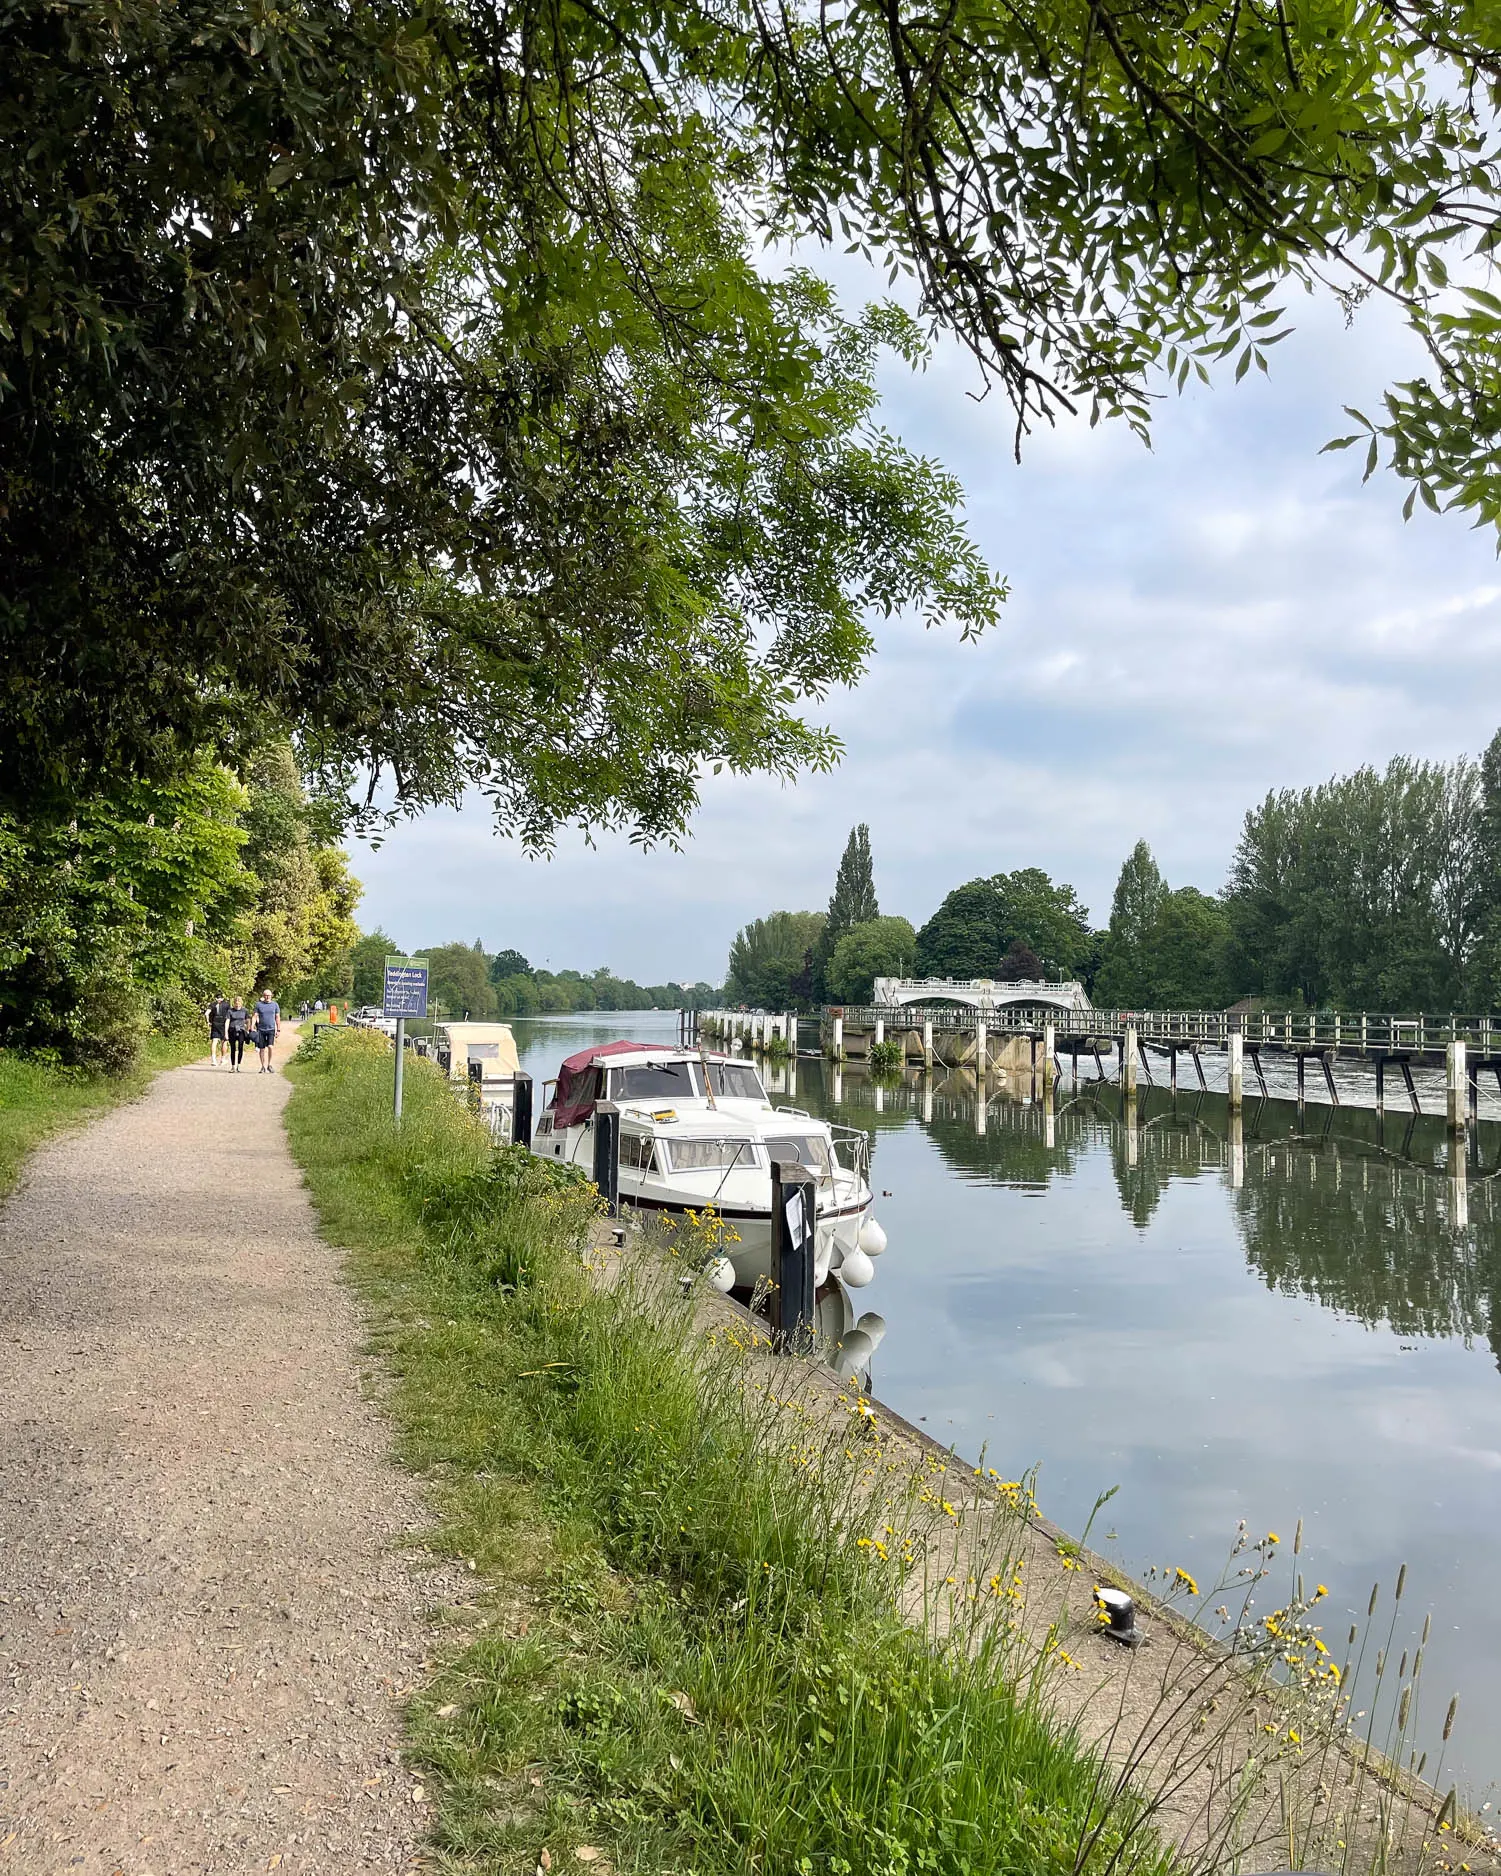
[
  {"x1": 1447, "y1": 1038, "x2": 1467, "y2": 1135},
  {"x1": 1042, "y1": 1022, "x2": 1056, "y2": 1090},
  {"x1": 1296, "y1": 1052, "x2": 1306, "y2": 1109},
  {"x1": 874, "y1": 1016, "x2": 885, "y2": 1047},
  {"x1": 512, "y1": 1071, "x2": 533, "y2": 1150},
  {"x1": 922, "y1": 1018, "x2": 934, "y2": 1071},
  {"x1": 1227, "y1": 1031, "x2": 1243, "y2": 1111},
  {"x1": 976, "y1": 1018, "x2": 988, "y2": 1077},
  {"x1": 785, "y1": 1012, "x2": 796, "y2": 1053},
  {"x1": 769, "y1": 1154, "x2": 816, "y2": 1352},
  {"x1": 1376, "y1": 1056, "x2": 1385, "y2": 1116},
  {"x1": 591, "y1": 1100, "x2": 621, "y2": 1217},
  {"x1": 1122, "y1": 1024, "x2": 1139, "y2": 1096},
  {"x1": 831, "y1": 1012, "x2": 844, "y2": 1061}
]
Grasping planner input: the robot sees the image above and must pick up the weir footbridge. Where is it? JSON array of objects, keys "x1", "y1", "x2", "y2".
[{"x1": 696, "y1": 988, "x2": 1501, "y2": 1130}]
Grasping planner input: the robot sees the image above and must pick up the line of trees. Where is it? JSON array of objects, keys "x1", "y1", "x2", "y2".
[
  {"x1": 348, "y1": 935, "x2": 717, "y2": 1021},
  {"x1": 725, "y1": 731, "x2": 1501, "y2": 1016},
  {"x1": 0, "y1": 740, "x2": 361, "y2": 1072}
]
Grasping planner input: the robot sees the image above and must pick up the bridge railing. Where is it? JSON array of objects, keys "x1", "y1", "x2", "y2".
[{"x1": 824, "y1": 1005, "x2": 1501, "y2": 1054}]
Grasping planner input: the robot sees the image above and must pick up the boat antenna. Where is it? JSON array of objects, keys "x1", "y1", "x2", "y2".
[{"x1": 698, "y1": 1039, "x2": 718, "y2": 1110}]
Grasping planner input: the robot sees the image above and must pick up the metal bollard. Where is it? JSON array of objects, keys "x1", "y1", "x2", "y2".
[
  {"x1": 770, "y1": 1154, "x2": 816, "y2": 1352},
  {"x1": 512, "y1": 1072, "x2": 533, "y2": 1150},
  {"x1": 592, "y1": 1100, "x2": 620, "y2": 1217}
]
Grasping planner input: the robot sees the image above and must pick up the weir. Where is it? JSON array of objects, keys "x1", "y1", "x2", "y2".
[{"x1": 691, "y1": 998, "x2": 1501, "y2": 1135}]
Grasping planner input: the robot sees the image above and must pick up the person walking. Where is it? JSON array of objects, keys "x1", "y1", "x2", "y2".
[
  {"x1": 225, "y1": 996, "x2": 252, "y2": 1072},
  {"x1": 253, "y1": 988, "x2": 282, "y2": 1073},
  {"x1": 206, "y1": 992, "x2": 231, "y2": 1067}
]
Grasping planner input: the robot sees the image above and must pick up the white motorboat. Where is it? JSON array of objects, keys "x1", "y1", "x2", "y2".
[{"x1": 531, "y1": 1042, "x2": 887, "y2": 1291}]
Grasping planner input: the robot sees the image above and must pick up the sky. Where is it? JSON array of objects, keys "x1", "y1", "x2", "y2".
[{"x1": 353, "y1": 266, "x2": 1501, "y2": 986}]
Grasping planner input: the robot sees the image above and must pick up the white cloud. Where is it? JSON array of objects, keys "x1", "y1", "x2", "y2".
[{"x1": 353, "y1": 275, "x2": 1501, "y2": 982}]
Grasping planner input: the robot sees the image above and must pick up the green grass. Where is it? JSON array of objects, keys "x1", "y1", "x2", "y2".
[
  {"x1": 284, "y1": 1032, "x2": 1176, "y2": 1876},
  {"x1": 0, "y1": 1030, "x2": 203, "y2": 1198}
]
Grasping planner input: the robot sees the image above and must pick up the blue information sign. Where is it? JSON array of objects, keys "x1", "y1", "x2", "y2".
[{"x1": 383, "y1": 956, "x2": 430, "y2": 1020}]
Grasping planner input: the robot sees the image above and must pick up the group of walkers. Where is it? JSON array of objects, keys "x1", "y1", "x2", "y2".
[{"x1": 205, "y1": 990, "x2": 282, "y2": 1074}]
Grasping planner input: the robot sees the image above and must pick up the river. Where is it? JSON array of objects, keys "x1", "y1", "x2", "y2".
[{"x1": 509, "y1": 1011, "x2": 1501, "y2": 1799}]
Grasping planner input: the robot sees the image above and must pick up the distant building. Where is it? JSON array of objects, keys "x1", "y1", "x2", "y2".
[{"x1": 870, "y1": 977, "x2": 1093, "y2": 1015}]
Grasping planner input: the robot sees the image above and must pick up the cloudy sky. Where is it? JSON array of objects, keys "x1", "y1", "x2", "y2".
[{"x1": 355, "y1": 269, "x2": 1501, "y2": 985}]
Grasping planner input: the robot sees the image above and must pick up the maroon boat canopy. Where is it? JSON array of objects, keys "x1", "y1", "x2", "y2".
[{"x1": 550, "y1": 1040, "x2": 650, "y2": 1129}]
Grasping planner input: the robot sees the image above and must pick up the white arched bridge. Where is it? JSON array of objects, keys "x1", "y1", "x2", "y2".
[{"x1": 869, "y1": 977, "x2": 1094, "y2": 1015}]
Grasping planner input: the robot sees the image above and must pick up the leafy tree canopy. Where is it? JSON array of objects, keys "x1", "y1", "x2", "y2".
[
  {"x1": 10, "y1": 0, "x2": 1501, "y2": 842},
  {"x1": 915, "y1": 870, "x2": 1091, "y2": 979},
  {"x1": 1093, "y1": 840, "x2": 1169, "y2": 1006},
  {"x1": 725, "y1": 912, "x2": 827, "y2": 1011},
  {"x1": 827, "y1": 917, "x2": 918, "y2": 1005}
]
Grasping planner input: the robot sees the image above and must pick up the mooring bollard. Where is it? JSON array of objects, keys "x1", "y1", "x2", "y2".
[
  {"x1": 512, "y1": 1071, "x2": 533, "y2": 1150},
  {"x1": 592, "y1": 1100, "x2": 621, "y2": 1217},
  {"x1": 770, "y1": 1153, "x2": 816, "y2": 1352}
]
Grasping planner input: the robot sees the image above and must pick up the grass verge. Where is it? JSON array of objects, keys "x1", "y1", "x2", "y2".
[
  {"x1": 0, "y1": 1030, "x2": 203, "y2": 1198},
  {"x1": 285, "y1": 1030, "x2": 1178, "y2": 1876}
]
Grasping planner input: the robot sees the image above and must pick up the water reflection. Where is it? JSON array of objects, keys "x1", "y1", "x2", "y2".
[{"x1": 509, "y1": 1018, "x2": 1501, "y2": 1788}]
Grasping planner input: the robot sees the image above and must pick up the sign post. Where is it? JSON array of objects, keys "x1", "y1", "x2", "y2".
[{"x1": 383, "y1": 957, "x2": 429, "y2": 1125}]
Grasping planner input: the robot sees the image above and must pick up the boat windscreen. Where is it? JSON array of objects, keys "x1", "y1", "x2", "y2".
[
  {"x1": 611, "y1": 1061, "x2": 699, "y2": 1100},
  {"x1": 702, "y1": 1062, "x2": 765, "y2": 1101},
  {"x1": 765, "y1": 1132, "x2": 834, "y2": 1181},
  {"x1": 664, "y1": 1138, "x2": 759, "y2": 1171}
]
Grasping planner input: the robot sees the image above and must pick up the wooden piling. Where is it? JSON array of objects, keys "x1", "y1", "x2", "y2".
[
  {"x1": 1227, "y1": 1031, "x2": 1243, "y2": 1111},
  {"x1": 591, "y1": 1100, "x2": 621, "y2": 1216},
  {"x1": 1447, "y1": 1038, "x2": 1467, "y2": 1135},
  {"x1": 1042, "y1": 1023, "x2": 1056, "y2": 1090},
  {"x1": 1122, "y1": 1025, "x2": 1139, "y2": 1096},
  {"x1": 769, "y1": 1154, "x2": 816, "y2": 1352},
  {"x1": 922, "y1": 1018, "x2": 934, "y2": 1071},
  {"x1": 976, "y1": 1018, "x2": 988, "y2": 1076}
]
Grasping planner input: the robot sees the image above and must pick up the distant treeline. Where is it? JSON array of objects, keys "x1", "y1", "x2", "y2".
[
  {"x1": 725, "y1": 729, "x2": 1501, "y2": 1014},
  {"x1": 348, "y1": 932, "x2": 717, "y2": 1020}
]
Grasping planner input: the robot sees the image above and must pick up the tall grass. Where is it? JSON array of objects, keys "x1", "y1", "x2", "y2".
[{"x1": 286, "y1": 1033, "x2": 1180, "y2": 1876}]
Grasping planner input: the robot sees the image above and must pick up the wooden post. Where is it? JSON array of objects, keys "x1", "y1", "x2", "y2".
[
  {"x1": 1122, "y1": 1024, "x2": 1139, "y2": 1096},
  {"x1": 1447, "y1": 1038, "x2": 1467, "y2": 1135},
  {"x1": 1227, "y1": 1031, "x2": 1243, "y2": 1111},
  {"x1": 922, "y1": 1018, "x2": 933, "y2": 1071},
  {"x1": 1375, "y1": 1056, "x2": 1385, "y2": 1116},
  {"x1": 874, "y1": 1017, "x2": 885, "y2": 1046},
  {"x1": 592, "y1": 1100, "x2": 621, "y2": 1216},
  {"x1": 1042, "y1": 1022, "x2": 1056, "y2": 1090},
  {"x1": 1296, "y1": 1052, "x2": 1306, "y2": 1108},
  {"x1": 976, "y1": 1018, "x2": 988, "y2": 1076},
  {"x1": 769, "y1": 1154, "x2": 816, "y2": 1351},
  {"x1": 512, "y1": 1071, "x2": 533, "y2": 1150},
  {"x1": 832, "y1": 1013, "x2": 844, "y2": 1062}
]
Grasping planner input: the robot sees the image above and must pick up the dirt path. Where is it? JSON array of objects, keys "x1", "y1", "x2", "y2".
[{"x1": 0, "y1": 1035, "x2": 443, "y2": 1876}]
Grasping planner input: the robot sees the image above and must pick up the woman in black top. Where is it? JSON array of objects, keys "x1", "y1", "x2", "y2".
[{"x1": 206, "y1": 993, "x2": 231, "y2": 1067}]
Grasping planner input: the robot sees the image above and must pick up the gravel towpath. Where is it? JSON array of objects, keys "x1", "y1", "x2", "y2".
[{"x1": 0, "y1": 1036, "x2": 444, "y2": 1875}]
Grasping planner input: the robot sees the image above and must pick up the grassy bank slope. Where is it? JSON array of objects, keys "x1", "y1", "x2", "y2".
[
  {"x1": 285, "y1": 1031, "x2": 1175, "y2": 1876},
  {"x1": 0, "y1": 1032, "x2": 204, "y2": 1198}
]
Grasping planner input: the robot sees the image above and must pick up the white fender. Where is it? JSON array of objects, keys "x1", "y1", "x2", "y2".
[
  {"x1": 705, "y1": 1255, "x2": 737, "y2": 1293},
  {"x1": 853, "y1": 1311, "x2": 887, "y2": 1356},
  {"x1": 857, "y1": 1217, "x2": 887, "y2": 1258},
  {"x1": 839, "y1": 1247, "x2": 875, "y2": 1288}
]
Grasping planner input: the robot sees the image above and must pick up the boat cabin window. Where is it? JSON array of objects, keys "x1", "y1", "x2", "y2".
[
  {"x1": 608, "y1": 1061, "x2": 699, "y2": 1101},
  {"x1": 663, "y1": 1138, "x2": 759, "y2": 1171},
  {"x1": 620, "y1": 1132, "x2": 658, "y2": 1173},
  {"x1": 701, "y1": 1061, "x2": 765, "y2": 1101},
  {"x1": 765, "y1": 1132, "x2": 833, "y2": 1182}
]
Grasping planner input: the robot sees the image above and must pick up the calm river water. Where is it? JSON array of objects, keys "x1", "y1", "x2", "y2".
[{"x1": 510, "y1": 1012, "x2": 1501, "y2": 1797}]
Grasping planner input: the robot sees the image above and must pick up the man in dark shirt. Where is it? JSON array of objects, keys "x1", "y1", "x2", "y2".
[{"x1": 254, "y1": 992, "x2": 281, "y2": 1074}]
